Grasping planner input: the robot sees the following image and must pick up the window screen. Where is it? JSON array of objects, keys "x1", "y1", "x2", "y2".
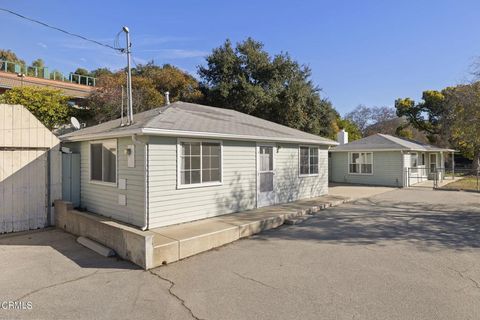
[
  {"x1": 300, "y1": 146, "x2": 319, "y2": 175},
  {"x1": 90, "y1": 140, "x2": 117, "y2": 183},
  {"x1": 90, "y1": 144, "x2": 103, "y2": 181},
  {"x1": 180, "y1": 141, "x2": 221, "y2": 185},
  {"x1": 350, "y1": 152, "x2": 372, "y2": 174}
]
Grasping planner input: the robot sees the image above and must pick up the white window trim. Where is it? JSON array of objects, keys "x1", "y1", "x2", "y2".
[
  {"x1": 298, "y1": 145, "x2": 320, "y2": 177},
  {"x1": 348, "y1": 152, "x2": 374, "y2": 175},
  {"x1": 176, "y1": 138, "x2": 223, "y2": 189},
  {"x1": 89, "y1": 139, "x2": 118, "y2": 187}
]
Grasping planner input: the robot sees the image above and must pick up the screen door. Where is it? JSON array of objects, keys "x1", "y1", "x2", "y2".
[{"x1": 257, "y1": 145, "x2": 275, "y2": 207}]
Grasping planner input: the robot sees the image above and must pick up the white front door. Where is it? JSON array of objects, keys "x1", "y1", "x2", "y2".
[
  {"x1": 257, "y1": 145, "x2": 275, "y2": 207},
  {"x1": 430, "y1": 153, "x2": 437, "y2": 172}
]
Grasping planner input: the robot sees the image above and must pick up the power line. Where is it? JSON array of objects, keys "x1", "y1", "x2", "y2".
[{"x1": 0, "y1": 7, "x2": 123, "y2": 52}]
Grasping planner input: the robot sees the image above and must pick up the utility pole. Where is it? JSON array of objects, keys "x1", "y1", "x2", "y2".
[
  {"x1": 123, "y1": 26, "x2": 134, "y2": 124},
  {"x1": 121, "y1": 85, "x2": 124, "y2": 126}
]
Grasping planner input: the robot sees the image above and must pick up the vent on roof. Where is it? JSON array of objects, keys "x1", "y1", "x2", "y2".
[{"x1": 165, "y1": 91, "x2": 170, "y2": 105}]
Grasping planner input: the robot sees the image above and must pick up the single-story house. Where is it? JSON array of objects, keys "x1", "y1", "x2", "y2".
[
  {"x1": 329, "y1": 132, "x2": 454, "y2": 187},
  {"x1": 60, "y1": 101, "x2": 337, "y2": 229}
]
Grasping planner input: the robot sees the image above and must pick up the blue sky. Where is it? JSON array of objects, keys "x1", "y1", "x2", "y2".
[{"x1": 1, "y1": 0, "x2": 480, "y2": 115}]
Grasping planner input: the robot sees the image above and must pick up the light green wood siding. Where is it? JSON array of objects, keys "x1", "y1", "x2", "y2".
[
  {"x1": 147, "y1": 137, "x2": 257, "y2": 228},
  {"x1": 147, "y1": 138, "x2": 330, "y2": 228},
  {"x1": 275, "y1": 144, "x2": 329, "y2": 203},
  {"x1": 68, "y1": 137, "x2": 146, "y2": 227},
  {"x1": 330, "y1": 151, "x2": 404, "y2": 187}
]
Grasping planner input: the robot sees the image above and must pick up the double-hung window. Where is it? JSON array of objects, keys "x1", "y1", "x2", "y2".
[
  {"x1": 179, "y1": 141, "x2": 221, "y2": 186},
  {"x1": 90, "y1": 140, "x2": 117, "y2": 184},
  {"x1": 349, "y1": 152, "x2": 373, "y2": 174},
  {"x1": 299, "y1": 146, "x2": 319, "y2": 176}
]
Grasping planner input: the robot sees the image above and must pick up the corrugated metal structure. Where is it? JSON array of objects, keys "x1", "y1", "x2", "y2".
[{"x1": 0, "y1": 104, "x2": 61, "y2": 233}]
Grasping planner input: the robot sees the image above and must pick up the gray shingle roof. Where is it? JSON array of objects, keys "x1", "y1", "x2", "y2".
[
  {"x1": 61, "y1": 101, "x2": 337, "y2": 145},
  {"x1": 331, "y1": 134, "x2": 454, "y2": 152}
]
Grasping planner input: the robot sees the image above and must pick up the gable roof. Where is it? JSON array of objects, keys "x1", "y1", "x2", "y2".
[
  {"x1": 330, "y1": 133, "x2": 454, "y2": 152},
  {"x1": 61, "y1": 101, "x2": 337, "y2": 145}
]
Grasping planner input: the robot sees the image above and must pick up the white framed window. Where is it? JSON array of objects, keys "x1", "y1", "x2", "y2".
[
  {"x1": 299, "y1": 146, "x2": 319, "y2": 176},
  {"x1": 410, "y1": 152, "x2": 418, "y2": 173},
  {"x1": 348, "y1": 152, "x2": 373, "y2": 174},
  {"x1": 90, "y1": 139, "x2": 117, "y2": 184},
  {"x1": 178, "y1": 140, "x2": 222, "y2": 188}
]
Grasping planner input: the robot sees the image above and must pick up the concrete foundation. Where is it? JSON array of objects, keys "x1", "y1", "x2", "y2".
[{"x1": 54, "y1": 200, "x2": 155, "y2": 269}]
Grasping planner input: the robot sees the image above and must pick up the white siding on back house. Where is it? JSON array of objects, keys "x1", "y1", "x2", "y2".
[
  {"x1": 67, "y1": 137, "x2": 146, "y2": 227},
  {"x1": 148, "y1": 137, "x2": 257, "y2": 228},
  {"x1": 330, "y1": 151, "x2": 404, "y2": 187}
]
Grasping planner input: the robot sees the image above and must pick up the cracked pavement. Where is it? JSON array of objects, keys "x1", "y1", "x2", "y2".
[{"x1": 1, "y1": 188, "x2": 480, "y2": 319}]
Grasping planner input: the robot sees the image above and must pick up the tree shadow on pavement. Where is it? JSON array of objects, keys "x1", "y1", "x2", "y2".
[{"x1": 254, "y1": 197, "x2": 480, "y2": 250}]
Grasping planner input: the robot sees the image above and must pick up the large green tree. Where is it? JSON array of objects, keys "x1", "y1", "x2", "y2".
[
  {"x1": 133, "y1": 62, "x2": 203, "y2": 103},
  {"x1": 395, "y1": 90, "x2": 451, "y2": 144},
  {"x1": 395, "y1": 83, "x2": 480, "y2": 168},
  {"x1": 0, "y1": 86, "x2": 71, "y2": 129},
  {"x1": 446, "y1": 83, "x2": 480, "y2": 169},
  {"x1": 198, "y1": 38, "x2": 338, "y2": 138},
  {"x1": 84, "y1": 62, "x2": 202, "y2": 124},
  {"x1": 85, "y1": 72, "x2": 164, "y2": 124}
]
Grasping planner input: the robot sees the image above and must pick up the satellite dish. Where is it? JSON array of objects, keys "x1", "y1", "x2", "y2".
[{"x1": 70, "y1": 117, "x2": 81, "y2": 130}]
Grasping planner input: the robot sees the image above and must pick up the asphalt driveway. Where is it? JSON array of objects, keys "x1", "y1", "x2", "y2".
[{"x1": 1, "y1": 188, "x2": 479, "y2": 320}]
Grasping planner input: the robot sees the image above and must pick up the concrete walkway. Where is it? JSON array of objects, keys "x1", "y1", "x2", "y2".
[
  {"x1": 151, "y1": 184, "x2": 396, "y2": 265},
  {"x1": 410, "y1": 177, "x2": 463, "y2": 189},
  {"x1": 328, "y1": 183, "x2": 396, "y2": 199}
]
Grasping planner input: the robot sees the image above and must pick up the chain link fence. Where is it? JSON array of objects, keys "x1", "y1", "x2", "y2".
[{"x1": 434, "y1": 168, "x2": 480, "y2": 192}]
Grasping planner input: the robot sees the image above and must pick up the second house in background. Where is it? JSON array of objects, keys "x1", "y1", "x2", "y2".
[{"x1": 329, "y1": 132, "x2": 454, "y2": 187}]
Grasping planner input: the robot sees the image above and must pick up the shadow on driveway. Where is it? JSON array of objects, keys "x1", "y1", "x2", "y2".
[{"x1": 255, "y1": 192, "x2": 480, "y2": 250}]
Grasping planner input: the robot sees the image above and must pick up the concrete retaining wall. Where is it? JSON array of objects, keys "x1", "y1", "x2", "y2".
[{"x1": 54, "y1": 200, "x2": 154, "y2": 269}]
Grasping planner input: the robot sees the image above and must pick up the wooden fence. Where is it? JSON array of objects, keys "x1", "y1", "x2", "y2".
[{"x1": 0, "y1": 104, "x2": 61, "y2": 233}]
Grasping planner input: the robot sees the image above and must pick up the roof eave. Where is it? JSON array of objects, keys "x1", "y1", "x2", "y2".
[
  {"x1": 141, "y1": 128, "x2": 338, "y2": 146},
  {"x1": 59, "y1": 128, "x2": 142, "y2": 142},
  {"x1": 330, "y1": 147, "x2": 455, "y2": 152},
  {"x1": 59, "y1": 127, "x2": 338, "y2": 145}
]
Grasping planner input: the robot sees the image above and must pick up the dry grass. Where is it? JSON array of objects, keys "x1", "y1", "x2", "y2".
[{"x1": 442, "y1": 177, "x2": 479, "y2": 192}]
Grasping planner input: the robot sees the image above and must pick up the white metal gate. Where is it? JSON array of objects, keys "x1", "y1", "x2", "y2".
[{"x1": 0, "y1": 104, "x2": 61, "y2": 234}]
